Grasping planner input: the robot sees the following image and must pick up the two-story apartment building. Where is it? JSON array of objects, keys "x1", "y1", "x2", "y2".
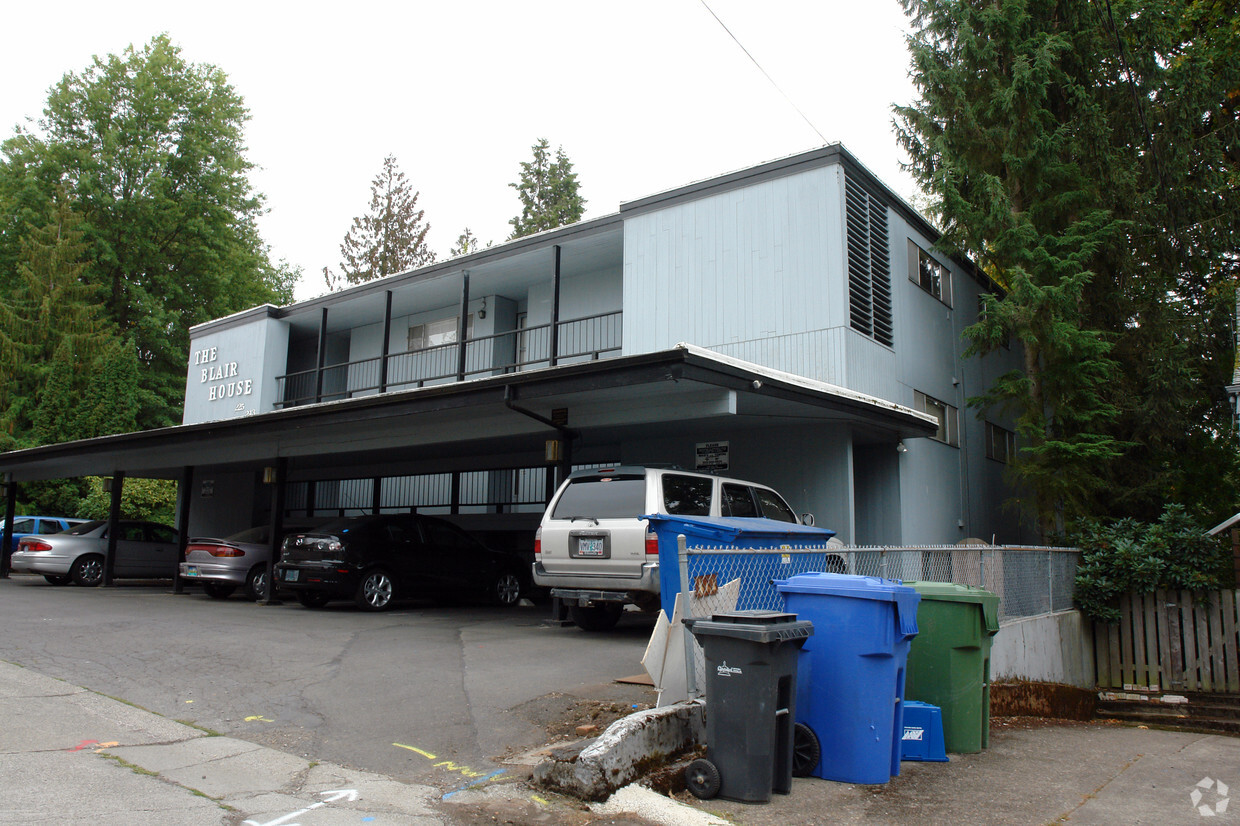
[{"x1": 0, "y1": 144, "x2": 1030, "y2": 552}]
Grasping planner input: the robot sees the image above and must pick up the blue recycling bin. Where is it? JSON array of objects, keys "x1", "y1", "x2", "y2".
[
  {"x1": 776, "y1": 572, "x2": 920, "y2": 785},
  {"x1": 645, "y1": 514, "x2": 838, "y2": 619},
  {"x1": 900, "y1": 700, "x2": 948, "y2": 762}
]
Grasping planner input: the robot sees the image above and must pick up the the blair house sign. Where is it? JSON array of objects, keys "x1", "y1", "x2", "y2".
[{"x1": 192, "y1": 346, "x2": 255, "y2": 409}]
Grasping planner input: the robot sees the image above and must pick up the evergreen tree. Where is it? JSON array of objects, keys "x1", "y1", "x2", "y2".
[
  {"x1": 449, "y1": 228, "x2": 485, "y2": 258},
  {"x1": 0, "y1": 193, "x2": 107, "y2": 450},
  {"x1": 325, "y1": 155, "x2": 435, "y2": 290},
  {"x1": 508, "y1": 138, "x2": 586, "y2": 239},
  {"x1": 895, "y1": 0, "x2": 1240, "y2": 532},
  {"x1": 71, "y1": 337, "x2": 143, "y2": 440}
]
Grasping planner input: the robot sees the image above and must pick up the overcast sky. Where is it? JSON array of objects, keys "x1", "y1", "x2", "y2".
[{"x1": 1, "y1": 1, "x2": 921, "y2": 302}]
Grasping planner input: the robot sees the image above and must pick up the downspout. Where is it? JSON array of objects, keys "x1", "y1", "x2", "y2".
[{"x1": 503, "y1": 385, "x2": 576, "y2": 495}]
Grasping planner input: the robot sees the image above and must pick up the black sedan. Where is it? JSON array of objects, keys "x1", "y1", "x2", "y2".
[{"x1": 274, "y1": 513, "x2": 524, "y2": 611}]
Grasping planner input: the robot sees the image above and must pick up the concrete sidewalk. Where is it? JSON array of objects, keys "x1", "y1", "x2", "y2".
[
  {"x1": 0, "y1": 660, "x2": 445, "y2": 825},
  {"x1": 672, "y1": 718, "x2": 1240, "y2": 825}
]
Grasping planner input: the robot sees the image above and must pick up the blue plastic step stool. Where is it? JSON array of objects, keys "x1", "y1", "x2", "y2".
[{"x1": 901, "y1": 701, "x2": 948, "y2": 762}]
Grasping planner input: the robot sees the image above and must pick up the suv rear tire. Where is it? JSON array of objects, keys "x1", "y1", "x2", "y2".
[{"x1": 570, "y1": 603, "x2": 624, "y2": 632}]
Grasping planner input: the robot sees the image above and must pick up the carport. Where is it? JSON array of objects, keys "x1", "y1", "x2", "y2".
[{"x1": 0, "y1": 343, "x2": 935, "y2": 590}]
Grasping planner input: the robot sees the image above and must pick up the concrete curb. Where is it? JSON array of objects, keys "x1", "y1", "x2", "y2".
[{"x1": 533, "y1": 699, "x2": 705, "y2": 801}]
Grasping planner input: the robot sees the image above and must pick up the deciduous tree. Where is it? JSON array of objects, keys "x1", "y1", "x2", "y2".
[{"x1": 0, "y1": 34, "x2": 296, "y2": 429}]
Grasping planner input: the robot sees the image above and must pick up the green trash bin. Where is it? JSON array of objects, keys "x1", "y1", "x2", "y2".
[{"x1": 902, "y1": 582, "x2": 1000, "y2": 754}]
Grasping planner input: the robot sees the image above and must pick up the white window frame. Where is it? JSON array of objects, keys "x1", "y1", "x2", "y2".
[
  {"x1": 909, "y1": 240, "x2": 952, "y2": 307},
  {"x1": 914, "y1": 390, "x2": 959, "y2": 447},
  {"x1": 408, "y1": 315, "x2": 473, "y2": 352}
]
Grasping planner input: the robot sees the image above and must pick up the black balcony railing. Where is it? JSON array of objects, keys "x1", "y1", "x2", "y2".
[{"x1": 275, "y1": 310, "x2": 622, "y2": 408}]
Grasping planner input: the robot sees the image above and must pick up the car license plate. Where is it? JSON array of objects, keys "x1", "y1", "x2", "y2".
[
  {"x1": 185, "y1": 566, "x2": 199, "y2": 577},
  {"x1": 577, "y1": 537, "x2": 605, "y2": 557},
  {"x1": 284, "y1": 569, "x2": 300, "y2": 582}
]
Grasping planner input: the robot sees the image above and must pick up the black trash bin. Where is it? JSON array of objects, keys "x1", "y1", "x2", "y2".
[{"x1": 684, "y1": 610, "x2": 814, "y2": 803}]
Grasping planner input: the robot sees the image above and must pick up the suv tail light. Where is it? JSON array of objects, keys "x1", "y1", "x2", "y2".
[
  {"x1": 533, "y1": 527, "x2": 541, "y2": 556},
  {"x1": 19, "y1": 539, "x2": 52, "y2": 552},
  {"x1": 645, "y1": 529, "x2": 659, "y2": 555}
]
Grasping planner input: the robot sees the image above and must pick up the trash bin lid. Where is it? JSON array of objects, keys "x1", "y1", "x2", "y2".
[
  {"x1": 684, "y1": 610, "x2": 814, "y2": 643},
  {"x1": 904, "y1": 581, "x2": 1000, "y2": 635},
  {"x1": 776, "y1": 572, "x2": 920, "y2": 639},
  {"x1": 643, "y1": 514, "x2": 836, "y2": 543}
]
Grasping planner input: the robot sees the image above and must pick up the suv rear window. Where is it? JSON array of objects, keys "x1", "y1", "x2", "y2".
[
  {"x1": 662, "y1": 474, "x2": 712, "y2": 516},
  {"x1": 552, "y1": 475, "x2": 646, "y2": 520}
]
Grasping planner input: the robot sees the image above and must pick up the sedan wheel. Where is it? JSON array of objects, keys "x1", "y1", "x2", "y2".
[
  {"x1": 493, "y1": 572, "x2": 521, "y2": 606},
  {"x1": 70, "y1": 555, "x2": 104, "y2": 587},
  {"x1": 355, "y1": 569, "x2": 395, "y2": 611},
  {"x1": 246, "y1": 566, "x2": 270, "y2": 601}
]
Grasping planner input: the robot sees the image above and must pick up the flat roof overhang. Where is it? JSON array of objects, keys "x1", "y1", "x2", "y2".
[{"x1": 0, "y1": 345, "x2": 937, "y2": 484}]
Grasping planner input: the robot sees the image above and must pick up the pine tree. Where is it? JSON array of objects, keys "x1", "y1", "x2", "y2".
[
  {"x1": 449, "y1": 228, "x2": 485, "y2": 258},
  {"x1": 0, "y1": 192, "x2": 107, "y2": 449},
  {"x1": 508, "y1": 139, "x2": 586, "y2": 239},
  {"x1": 326, "y1": 155, "x2": 435, "y2": 290},
  {"x1": 895, "y1": 0, "x2": 1240, "y2": 531}
]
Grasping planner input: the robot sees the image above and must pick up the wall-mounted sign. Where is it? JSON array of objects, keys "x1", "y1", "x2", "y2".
[
  {"x1": 200, "y1": 480, "x2": 215, "y2": 498},
  {"x1": 191, "y1": 345, "x2": 255, "y2": 402},
  {"x1": 696, "y1": 441, "x2": 729, "y2": 472}
]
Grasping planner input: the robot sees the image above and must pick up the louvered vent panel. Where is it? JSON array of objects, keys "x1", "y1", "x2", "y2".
[{"x1": 845, "y1": 174, "x2": 893, "y2": 347}]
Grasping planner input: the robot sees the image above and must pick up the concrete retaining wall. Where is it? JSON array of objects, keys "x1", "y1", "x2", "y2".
[{"x1": 992, "y1": 610, "x2": 1095, "y2": 689}]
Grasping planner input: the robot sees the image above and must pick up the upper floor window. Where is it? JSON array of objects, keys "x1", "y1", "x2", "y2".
[
  {"x1": 985, "y1": 422, "x2": 1017, "y2": 463},
  {"x1": 909, "y1": 241, "x2": 952, "y2": 306},
  {"x1": 409, "y1": 315, "x2": 473, "y2": 351},
  {"x1": 914, "y1": 390, "x2": 959, "y2": 447}
]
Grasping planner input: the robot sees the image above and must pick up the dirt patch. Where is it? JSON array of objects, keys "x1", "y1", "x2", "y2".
[
  {"x1": 991, "y1": 680, "x2": 1097, "y2": 720},
  {"x1": 508, "y1": 692, "x2": 655, "y2": 742}
]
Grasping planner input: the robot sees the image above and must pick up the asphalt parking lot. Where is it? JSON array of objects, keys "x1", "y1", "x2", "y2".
[
  {"x1": 4, "y1": 574, "x2": 1240, "y2": 826},
  {"x1": 0, "y1": 576, "x2": 657, "y2": 789}
]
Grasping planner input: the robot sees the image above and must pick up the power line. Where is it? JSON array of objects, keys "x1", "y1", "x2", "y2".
[{"x1": 698, "y1": 0, "x2": 829, "y2": 144}]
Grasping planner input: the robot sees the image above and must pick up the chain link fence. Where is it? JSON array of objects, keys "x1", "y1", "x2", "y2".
[{"x1": 673, "y1": 540, "x2": 1078, "y2": 696}]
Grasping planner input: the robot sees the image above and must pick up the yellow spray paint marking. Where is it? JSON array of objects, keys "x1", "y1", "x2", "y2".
[
  {"x1": 531, "y1": 795, "x2": 550, "y2": 806},
  {"x1": 93, "y1": 742, "x2": 119, "y2": 752},
  {"x1": 244, "y1": 715, "x2": 274, "y2": 722},
  {"x1": 393, "y1": 743, "x2": 436, "y2": 760},
  {"x1": 184, "y1": 700, "x2": 193, "y2": 704},
  {"x1": 434, "y1": 761, "x2": 488, "y2": 778}
]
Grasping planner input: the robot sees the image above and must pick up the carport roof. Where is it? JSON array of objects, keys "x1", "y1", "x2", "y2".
[{"x1": 0, "y1": 345, "x2": 936, "y2": 483}]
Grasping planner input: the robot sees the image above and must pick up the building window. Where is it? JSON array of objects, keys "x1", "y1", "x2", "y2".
[
  {"x1": 914, "y1": 390, "x2": 959, "y2": 446},
  {"x1": 846, "y1": 173, "x2": 893, "y2": 347},
  {"x1": 986, "y1": 422, "x2": 1017, "y2": 463},
  {"x1": 408, "y1": 315, "x2": 473, "y2": 351},
  {"x1": 909, "y1": 241, "x2": 952, "y2": 306}
]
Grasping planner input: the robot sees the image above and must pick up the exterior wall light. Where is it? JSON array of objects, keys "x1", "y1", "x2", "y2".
[{"x1": 896, "y1": 442, "x2": 909, "y2": 453}]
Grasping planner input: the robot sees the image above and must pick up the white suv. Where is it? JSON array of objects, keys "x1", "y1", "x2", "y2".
[{"x1": 532, "y1": 465, "x2": 809, "y2": 630}]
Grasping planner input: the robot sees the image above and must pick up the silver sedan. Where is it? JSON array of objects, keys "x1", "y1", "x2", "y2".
[
  {"x1": 179, "y1": 525, "x2": 301, "y2": 601},
  {"x1": 10, "y1": 520, "x2": 180, "y2": 586}
]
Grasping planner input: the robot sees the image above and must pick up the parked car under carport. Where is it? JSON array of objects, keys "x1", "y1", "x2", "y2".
[
  {"x1": 180, "y1": 524, "x2": 311, "y2": 601},
  {"x1": 275, "y1": 513, "x2": 525, "y2": 611}
]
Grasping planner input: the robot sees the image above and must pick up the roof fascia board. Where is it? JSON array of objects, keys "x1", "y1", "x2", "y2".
[{"x1": 0, "y1": 346, "x2": 934, "y2": 478}]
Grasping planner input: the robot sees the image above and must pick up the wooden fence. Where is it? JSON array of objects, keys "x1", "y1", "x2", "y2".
[{"x1": 1093, "y1": 590, "x2": 1240, "y2": 692}]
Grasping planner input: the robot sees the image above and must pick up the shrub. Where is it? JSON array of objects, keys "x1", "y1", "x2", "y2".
[{"x1": 1072, "y1": 505, "x2": 1233, "y2": 623}]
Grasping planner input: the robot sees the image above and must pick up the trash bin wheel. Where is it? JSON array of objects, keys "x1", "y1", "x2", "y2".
[
  {"x1": 792, "y1": 722, "x2": 820, "y2": 777},
  {"x1": 685, "y1": 758, "x2": 721, "y2": 799}
]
